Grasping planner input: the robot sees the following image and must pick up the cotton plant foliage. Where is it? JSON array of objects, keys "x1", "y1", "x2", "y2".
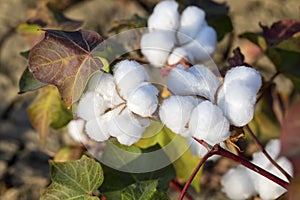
[
  {"x1": 76, "y1": 60, "x2": 158, "y2": 146},
  {"x1": 141, "y1": 0, "x2": 217, "y2": 67},
  {"x1": 221, "y1": 139, "x2": 294, "y2": 200}
]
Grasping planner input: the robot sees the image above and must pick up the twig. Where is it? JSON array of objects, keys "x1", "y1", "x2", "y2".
[
  {"x1": 170, "y1": 180, "x2": 193, "y2": 200},
  {"x1": 245, "y1": 124, "x2": 292, "y2": 181}
]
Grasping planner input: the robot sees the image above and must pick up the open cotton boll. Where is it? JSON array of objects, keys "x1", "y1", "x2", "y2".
[
  {"x1": 127, "y1": 82, "x2": 159, "y2": 117},
  {"x1": 183, "y1": 26, "x2": 217, "y2": 63},
  {"x1": 255, "y1": 157, "x2": 293, "y2": 200},
  {"x1": 221, "y1": 165, "x2": 256, "y2": 200},
  {"x1": 167, "y1": 47, "x2": 187, "y2": 65},
  {"x1": 85, "y1": 115, "x2": 111, "y2": 142},
  {"x1": 93, "y1": 73, "x2": 116, "y2": 106},
  {"x1": 68, "y1": 119, "x2": 86, "y2": 143},
  {"x1": 189, "y1": 101, "x2": 230, "y2": 145},
  {"x1": 217, "y1": 82, "x2": 256, "y2": 126},
  {"x1": 113, "y1": 60, "x2": 149, "y2": 98},
  {"x1": 167, "y1": 65, "x2": 200, "y2": 96},
  {"x1": 189, "y1": 65, "x2": 221, "y2": 101},
  {"x1": 224, "y1": 66, "x2": 262, "y2": 94},
  {"x1": 141, "y1": 30, "x2": 175, "y2": 67},
  {"x1": 148, "y1": 0, "x2": 180, "y2": 31},
  {"x1": 159, "y1": 96, "x2": 199, "y2": 137},
  {"x1": 108, "y1": 109, "x2": 150, "y2": 145},
  {"x1": 177, "y1": 6, "x2": 206, "y2": 44},
  {"x1": 77, "y1": 92, "x2": 107, "y2": 121}
]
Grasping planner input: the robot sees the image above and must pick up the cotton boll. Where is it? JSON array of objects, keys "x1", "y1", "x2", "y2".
[
  {"x1": 189, "y1": 64, "x2": 221, "y2": 101},
  {"x1": 183, "y1": 26, "x2": 217, "y2": 63},
  {"x1": 85, "y1": 115, "x2": 111, "y2": 142},
  {"x1": 113, "y1": 60, "x2": 149, "y2": 98},
  {"x1": 177, "y1": 6, "x2": 206, "y2": 44},
  {"x1": 68, "y1": 119, "x2": 86, "y2": 143},
  {"x1": 166, "y1": 65, "x2": 200, "y2": 96},
  {"x1": 127, "y1": 82, "x2": 159, "y2": 117},
  {"x1": 224, "y1": 66, "x2": 262, "y2": 94},
  {"x1": 189, "y1": 101, "x2": 230, "y2": 145},
  {"x1": 217, "y1": 82, "x2": 256, "y2": 126},
  {"x1": 255, "y1": 157, "x2": 293, "y2": 200},
  {"x1": 141, "y1": 30, "x2": 175, "y2": 67},
  {"x1": 167, "y1": 47, "x2": 187, "y2": 65},
  {"x1": 108, "y1": 109, "x2": 150, "y2": 146},
  {"x1": 221, "y1": 165, "x2": 256, "y2": 200},
  {"x1": 148, "y1": 0, "x2": 180, "y2": 31},
  {"x1": 93, "y1": 73, "x2": 116, "y2": 106},
  {"x1": 159, "y1": 96, "x2": 199, "y2": 137},
  {"x1": 77, "y1": 92, "x2": 107, "y2": 121}
]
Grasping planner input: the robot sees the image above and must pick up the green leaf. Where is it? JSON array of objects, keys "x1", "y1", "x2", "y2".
[
  {"x1": 27, "y1": 85, "x2": 72, "y2": 146},
  {"x1": 41, "y1": 155, "x2": 103, "y2": 200},
  {"x1": 135, "y1": 126, "x2": 202, "y2": 192},
  {"x1": 19, "y1": 67, "x2": 46, "y2": 93},
  {"x1": 121, "y1": 180, "x2": 169, "y2": 200},
  {"x1": 28, "y1": 29, "x2": 104, "y2": 107},
  {"x1": 54, "y1": 145, "x2": 85, "y2": 162}
]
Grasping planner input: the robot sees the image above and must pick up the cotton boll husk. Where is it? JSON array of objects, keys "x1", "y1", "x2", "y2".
[
  {"x1": 148, "y1": 0, "x2": 180, "y2": 31},
  {"x1": 221, "y1": 165, "x2": 256, "y2": 200},
  {"x1": 68, "y1": 119, "x2": 86, "y2": 143},
  {"x1": 167, "y1": 47, "x2": 187, "y2": 65},
  {"x1": 108, "y1": 108, "x2": 150, "y2": 146},
  {"x1": 167, "y1": 65, "x2": 200, "y2": 96},
  {"x1": 177, "y1": 6, "x2": 206, "y2": 44},
  {"x1": 224, "y1": 66, "x2": 262, "y2": 94},
  {"x1": 217, "y1": 82, "x2": 256, "y2": 126},
  {"x1": 254, "y1": 157, "x2": 293, "y2": 200},
  {"x1": 77, "y1": 92, "x2": 107, "y2": 121},
  {"x1": 159, "y1": 96, "x2": 199, "y2": 137},
  {"x1": 127, "y1": 82, "x2": 159, "y2": 117},
  {"x1": 141, "y1": 30, "x2": 175, "y2": 67},
  {"x1": 113, "y1": 60, "x2": 149, "y2": 98},
  {"x1": 183, "y1": 26, "x2": 217, "y2": 63},
  {"x1": 189, "y1": 64, "x2": 221, "y2": 101},
  {"x1": 189, "y1": 101, "x2": 230, "y2": 145}
]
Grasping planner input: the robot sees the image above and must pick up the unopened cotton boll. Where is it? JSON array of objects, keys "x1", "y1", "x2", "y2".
[
  {"x1": 221, "y1": 165, "x2": 256, "y2": 200},
  {"x1": 108, "y1": 108, "x2": 150, "y2": 146},
  {"x1": 113, "y1": 60, "x2": 149, "y2": 98},
  {"x1": 141, "y1": 30, "x2": 175, "y2": 67},
  {"x1": 127, "y1": 82, "x2": 159, "y2": 117},
  {"x1": 177, "y1": 6, "x2": 206, "y2": 44},
  {"x1": 148, "y1": 0, "x2": 180, "y2": 31},
  {"x1": 217, "y1": 82, "x2": 256, "y2": 126},
  {"x1": 77, "y1": 92, "x2": 107, "y2": 121},
  {"x1": 223, "y1": 66, "x2": 262, "y2": 94},
  {"x1": 68, "y1": 119, "x2": 86, "y2": 143},
  {"x1": 189, "y1": 101, "x2": 230, "y2": 145},
  {"x1": 159, "y1": 96, "x2": 199, "y2": 137}
]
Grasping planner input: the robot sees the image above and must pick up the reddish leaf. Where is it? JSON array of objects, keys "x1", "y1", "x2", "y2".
[
  {"x1": 28, "y1": 29, "x2": 104, "y2": 106},
  {"x1": 261, "y1": 19, "x2": 300, "y2": 46},
  {"x1": 227, "y1": 47, "x2": 247, "y2": 67}
]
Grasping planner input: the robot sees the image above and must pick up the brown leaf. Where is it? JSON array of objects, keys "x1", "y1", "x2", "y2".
[
  {"x1": 28, "y1": 29, "x2": 104, "y2": 106},
  {"x1": 261, "y1": 19, "x2": 300, "y2": 46},
  {"x1": 54, "y1": 145, "x2": 85, "y2": 162}
]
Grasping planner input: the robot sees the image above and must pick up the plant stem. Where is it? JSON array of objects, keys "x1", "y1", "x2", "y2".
[
  {"x1": 170, "y1": 180, "x2": 193, "y2": 200},
  {"x1": 244, "y1": 124, "x2": 292, "y2": 181}
]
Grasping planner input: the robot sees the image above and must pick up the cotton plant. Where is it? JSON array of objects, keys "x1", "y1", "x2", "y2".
[
  {"x1": 76, "y1": 60, "x2": 159, "y2": 146},
  {"x1": 159, "y1": 64, "x2": 262, "y2": 147},
  {"x1": 221, "y1": 139, "x2": 293, "y2": 200},
  {"x1": 140, "y1": 0, "x2": 217, "y2": 67}
]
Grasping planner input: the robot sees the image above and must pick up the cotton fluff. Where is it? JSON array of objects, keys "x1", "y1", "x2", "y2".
[
  {"x1": 221, "y1": 165, "x2": 257, "y2": 200},
  {"x1": 141, "y1": 0, "x2": 217, "y2": 67},
  {"x1": 217, "y1": 66, "x2": 262, "y2": 126},
  {"x1": 67, "y1": 119, "x2": 86, "y2": 143},
  {"x1": 167, "y1": 65, "x2": 221, "y2": 102},
  {"x1": 189, "y1": 101, "x2": 230, "y2": 145},
  {"x1": 77, "y1": 60, "x2": 158, "y2": 145},
  {"x1": 159, "y1": 96, "x2": 199, "y2": 137}
]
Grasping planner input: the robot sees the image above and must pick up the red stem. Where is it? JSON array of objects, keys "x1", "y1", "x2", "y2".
[
  {"x1": 245, "y1": 124, "x2": 292, "y2": 181},
  {"x1": 170, "y1": 180, "x2": 193, "y2": 200}
]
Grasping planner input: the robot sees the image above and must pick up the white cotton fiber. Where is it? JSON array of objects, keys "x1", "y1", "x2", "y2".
[
  {"x1": 127, "y1": 82, "x2": 159, "y2": 117},
  {"x1": 177, "y1": 6, "x2": 206, "y2": 44},
  {"x1": 68, "y1": 119, "x2": 86, "y2": 143},
  {"x1": 159, "y1": 96, "x2": 199, "y2": 137},
  {"x1": 148, "y1": 0, "x2": 180, "y2": 31},
  {"x1": 189, "y1": 101, "x2": 230, "y2": 145},
  {"x1": 167, "y1": 47, "x2": 187, "y2": 65},
  {"x1": 85, "y1": 116, "x2": 111, "y2": 142},
  {"x1": 141, "y1": 30, "x2": 175, "y2": 67}
]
